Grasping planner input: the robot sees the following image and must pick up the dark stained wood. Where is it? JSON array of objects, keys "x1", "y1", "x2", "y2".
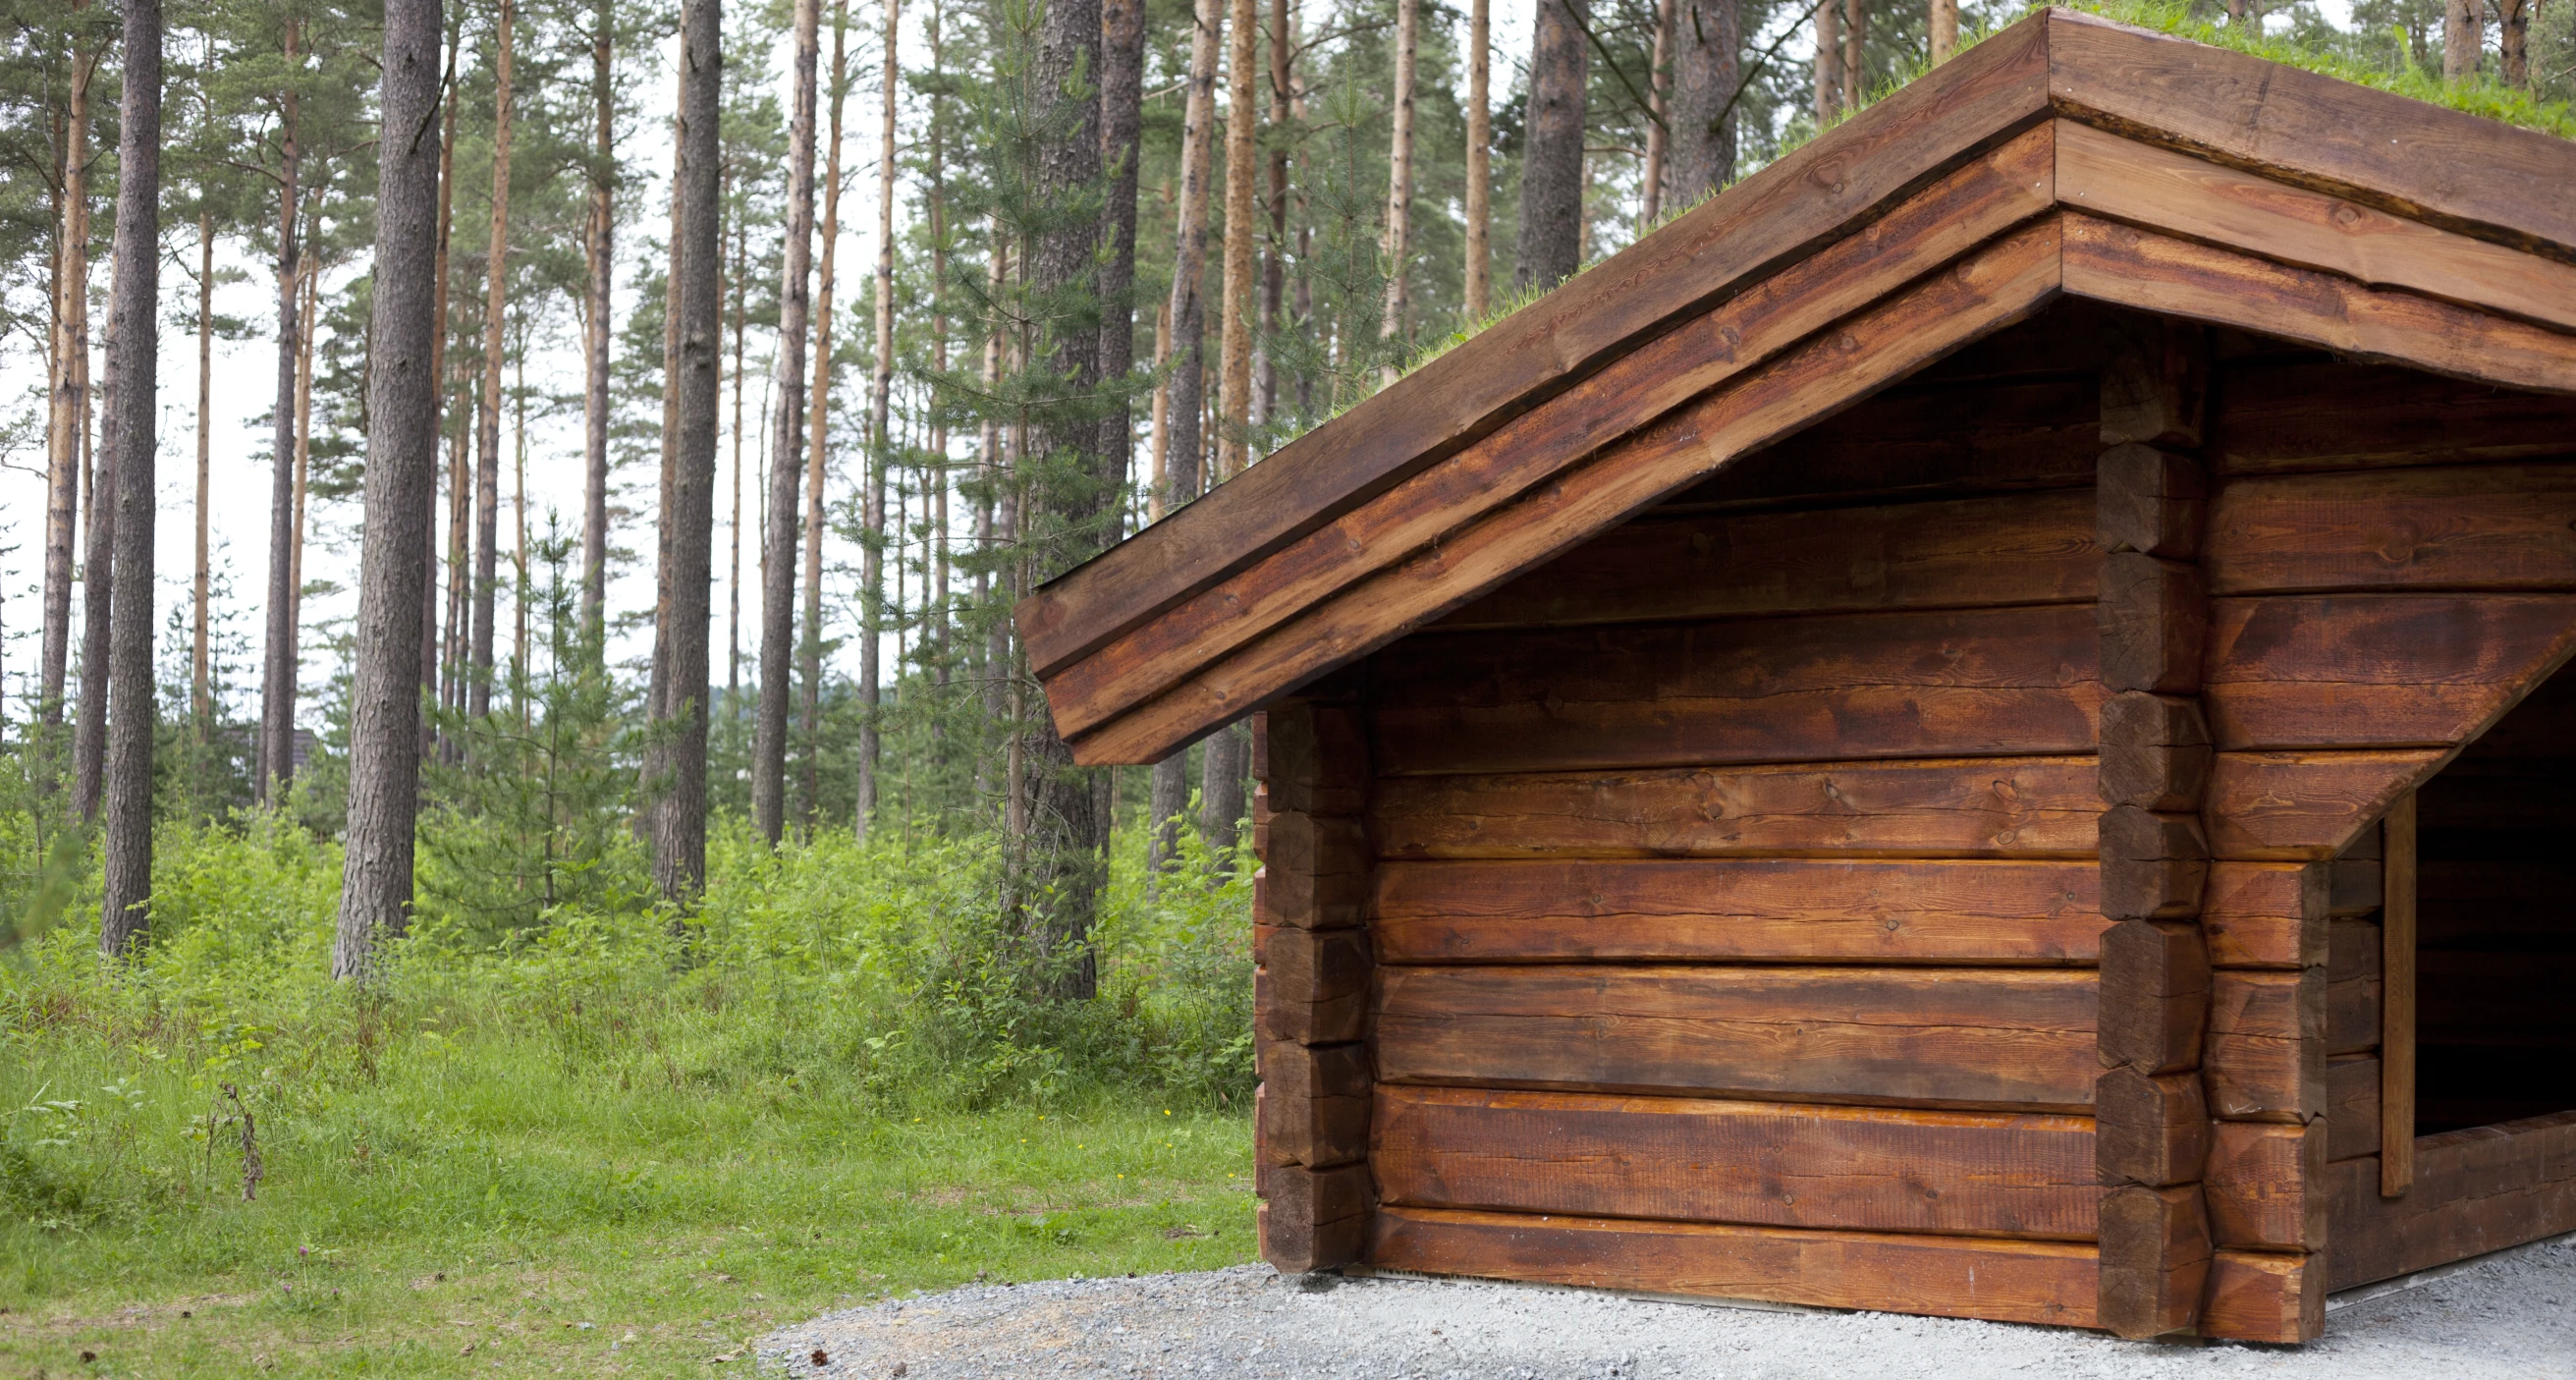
[
  {"x1": 1257, "y1": 927, "x2": 1370, "y2": 1044},
  {"x1": 2060, "y1": 213, "x2": 2576, "y2": 397},
  {"x1": 2099, "y1": 807, "x2": 2209, "y2": 921},
  {"x1": 1371, "y1": 1085, "x2": 2101, "y2": 1239},
  {"x1": 2204, "y1": 750, "x2": 2443, "y2": 860},
  {"x1": 1369, "y1": 756, "x2": 2105, "y2": 861},
  {"x1": 2201, "y1": 1248, "x2": 2324, "y2": 1344},
  {"x1": 2327, "y1": 966, "x2": 2383, "y2": 1058},
  {"x1": 2098, "y1": 692, "x2": 2212, "y2": 813},
  {"x1": 2206, "y1": 968, "x2": 2328, "y2": 1122},
  {"x1": 2095, "y1": 1183, "x2": 2211, "y2": 1337},
  {"x1": 2212, "y1": 363, "x2": 2576, "y2": 477},
  {"x1": 2204, "y1": 595, "x2": 2576, "y2": 751},
  {"x1": 1259, "y1": 701, "x2": 1370, "y2": 813},
  {"x1": 2054, "y1": 119, "x2": 2576, "y2": 333},
  {"x1": 2098, "y1": 553, "x2": 2206, "y2": 694},
  {"x1": 1039, "y1": 131, "x2": 2063, "y2": 736},
  {"x1": 2205, "y1": 1120, "x2": 2328, "y2": 1250},
  {"x1": 2046, "y1": 9, "x2": 2576, "y2": 262},
  {"x1": 2328, "y1": 1054, "x2": 2383, "y2": 1162},
  {"x1": 1366, "y1": 1206, "x2": 2100, "y2": 1326},
  {"x1": 1441, "y1": 489, "x2": 2098, "y2": 634},
  {"x1": 1373, "y1": 964, "x2": 2100, "y2": 1108},
  {"x1": 2095, "y1": 1068, "x2": 2210, "y2": 1188},
  {"x1": 1372, "y1": 606, "x2": 2107, "y2": 777},
  {"x1": 1259, "y1": 1162, "x2": 1372, "y2": 1273},
  {"x1": 1370, "y1": 858, "x2": 2107, "y2": 966},
  {"x1": 2208, "y1": 464, "x2": 2576, "y2": 596},
  {"x1": 2097, "y1": 319, "x2": 2210, "y2": 452},
  {"x1": 2325, "y1": 1110, "x2": 2576, "y2": 1291},
  {"x1": 2201, "y1": 861, "x2": 2327, "y2": 969},
  {"x1": 1257, "y1": 1040, "x2": 1371, "y2": 1168},
  {"x1": 1068, "y1": 221, "x2": 2072, "y2": 764},
  {"x1": 1257, "y1": 811, "x2": 1370, "y2": 931},
  {"x1": 2383, "y1": 792, "x2": 2417, "y2": 1197},
  {"x1": 2098, "y1": 919, "x2": 2210, "y2": 1075}
]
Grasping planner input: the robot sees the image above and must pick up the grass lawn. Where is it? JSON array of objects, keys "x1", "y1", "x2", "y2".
[{"x1": 1, "y1": 1096, "x2": 1257, "y2": 1377}]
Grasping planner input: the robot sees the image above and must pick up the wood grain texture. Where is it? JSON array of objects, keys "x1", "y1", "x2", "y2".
[
  {"x1": 1371, "y1": 1085, "x2": 2102, "y2": 1239},
  {"x1": 2098, "y1": 553, "x2": 2207, "y2": 694},
  {"x1": 2206, "y1": 1121, "x2": 2328, "y2": 1250},
  {"x1": 2383, "y1": 793, "x2": 2416, "y2": 1197},
  {"x1": 2328, "y1": 1054, "x2": 2383, "y2": 1162},
  {"x1": 2212, "y1": 363, "x2": 2576, "y2": 476},
  {"x1": 1366, "y1": 1206, "x2": 2100, "y2": 1326},
  {"x1": 1440, "y1": 488, "x2": 2098, "y2": 633},
  {"x1": 1257, "y1": 1041, "x2": 1372, "y2": 1169},
  {"x1": 1039, "y1": 132, "x2": 2063, "y2": 739},
  {"x1": 2099, "y1": 919, "x2": 2211, "y2": 1075},
  {"x1": 2097, "y1": 692, "x2": 2212, "y2": 813},
  {"x1": 2204, "y1": 595, "x2": 2576, "y2": 751},
  {"x1": 2054, "y1": 119, "x2": 2576, "y2": 333},
  {"x1": 1259, "y1": 701, "x2": 1370, "y2": 813},
  {"x1": 1067, "y1": 222, "x2": 2071, "y2": 764},
  {"x1": 2206, "y1": 968, "x2": 2327, "y2": 1122},
  {"x1": 1372, "y1": 605, "x2": 2108, "y2": 777},
  {"x1": 1369, "y1": 756, "x2": 2105, "y2": 860},
  {"x1": 2060, "y1": 213, "x2": 2576, "y2": 397},
  {"x1": 1370, "y1": 858, "x2": 2107, "y2": 966},
  {"x1": 1259, "y1": 1161, "x2": 1373, "y2": 1273},
  {"x1": 2326, "y1": 1110, "x2": 2576, "y2": 1292},
  {"x1": 2204, "y1": 750, "x2": 2442, "y2": 860},
  {"x1": 2208, "y1": 464, "x2": 2576, "y2": 596},
  {"x1": 2201, "y1": 1249, "x2": 2324, "y2": 1344},
  {"x1": 1373, "y1": 964, "x2": 2100, "y2": 1108},
  {"x1": 2095, "y1": 1068, "x2": 2211, "y2": 1188},
  {"x1": 2201, "y1": 862, "x2": 2326, "y2": 969},
  {"x1": 2097, "y1": 1184, "x2": 2211, "y2": 1337}
]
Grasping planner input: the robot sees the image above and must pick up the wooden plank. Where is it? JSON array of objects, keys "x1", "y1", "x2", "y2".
[
  {"x1": 2383, "y1": 792, "x2": 2417, "y2": 1197},
  {"x1": 1066, "y1": 221, "x2": 2071, "y2": 765},
  {"x1": 2054, "y1": 120, "x2": 2576, "y2": 334},
  {"x1": 1372, "y1": 605, "x2": 2108, "y2": 777},
  {"x1": 1369, "y1": 756, "x2": 2104, "y2": 861},
  {"x1": 2212, "y1": 362, "x2": 2576, "y2": 476},
  {"x1": 1371, "y1": 1085, "x2": 2101, "y2": 1240},
  {"x1": 2206, "y1": 1121, "x2": 2328, "y2": 1250},
  {"x1": 1035, "y1": 132, "x2": 2063, "y2": 736},
  {"x1": 2201, "y1": 1249, "x2": 2324, "y2": 1344},
  {"x1": 1370, "y1": 858, "x2": 2107, "y2": 966},
  {"x1": 2201, "y1": 862, "x2": 2325, "y2": 969},
  {"x1": 2328, "y1": 1054, "x2": 2383, "y2": 1162},
  {"x1": 2208, "y1": 464, "x2": 2576, "y2": 596},
  {"x1": 2097, "y1": 1184, "x2": 2211, "y2": 1337},
  {"x1": 1439, "y1": 488, "x2": 2099, "y2": 633},
  {"x1": 2045, "y1": 8, "x2": 2576, "y2": 261},
  {"x1": 2204, "y1": 750, "x2": 2443, "y2": 860},
  {"x1": 1366, "y1": 1206, "x2": 2100, "y2": 1326},
  {"x1": 2060, "y1": 213, "x2": 2576, "y2": 397},
  {"x1": 1373, "y1": 965, "x2": 2100, "y2": 1109},
  {"x1": 2206, "y1": 969, "x2": 2327, "y2": 1122},
  {"x1": 2325, "y1": 1110, "x2": 2576, "y2": 1291},
  {"x1": 2204, "y1": 595, "x2": 2576, "y2": 751}
]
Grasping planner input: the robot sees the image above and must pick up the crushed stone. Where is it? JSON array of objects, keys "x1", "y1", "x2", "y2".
[{"x1": 760, "y1": 1233, "x2": 2576, "y2": 1379}]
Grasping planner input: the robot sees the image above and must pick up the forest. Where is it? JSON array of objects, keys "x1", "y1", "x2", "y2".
[{"x1": 0, "y1": 0, "x2": 2569, "y2": 1371}]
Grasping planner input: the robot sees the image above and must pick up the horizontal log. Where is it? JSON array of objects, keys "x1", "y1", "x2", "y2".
[
  {"x1": 1370, "y1": 858, "x2": 2106, "y2": 966},
  {"x1": 2097, "y1": 1184, "x2": 2211, "y2": 1338},
  {"x1": 1440, "y1": 488, "x2": 2098, "y2": 633},
  {"x1": 1370, "y1": 757, "x2": 2105, "y2": 860},
  {"x1": 2326, "y1": 1110, "x2": 2576, "y2": 1292},
  {"x1": 1258, "y1": 1162, "x2": 1372, "y2": 1274},
  {"x1": 1365, "y1": 1206, "x2": 2100, "y2": 1327},
  {"x1": 2327, "y1": 1054, "x2": 2383, "y2": 1162},
  {"x1": 2099, "y1": 808, "x2": 2209, "y2": 921},
  {"x1": 2099, "y1": 920, "x2": 2211, "y2": 1076},
  {"x1": 2097, "y1": 691, "x2": 2213, "y2": 813},
  {"x1": 1257, "y1": 1043, "x2": 1371, "y2": 1170},
  {"x1": 2201, "y1": 862, "x2": 2325, "y2": 969},
  {"x1": 2204, "y1": 595, "x2": 2576, "y2": 750},
  {"x1": 2201, "y1": 1249, "x2": 2324, "y2": 1344},
  {"x1": 1373, "y1": 965, "x2": 2100, "y2": 1108},
  {"x1": 2206, "y1": 969, "x2": 2328, "y2": 1122},
  {"x1": 2208, "y1": 464, "x2": 2576, "y2": 596},
  {"x1": 1256, "y1": 927, "x2": 1372, "y2": 1045},
  {"x1": 2206, "y1": 1121, "x2": 2328, "y2": 1251},
  {"x1": 2095, "y1": 1068, "x2": 2210, "y2": 1189},
  {"x1": 2098, "y1": 553, "x2": 2207, "y2": 695},
  {"x1": 2212, "y1": 362, "x2": 2576, "y2": 476},
  {"x1": 2205, "y1": 750, "x2": 2443, "y2": 860},
  {"x1": 1371, "y1": 1085, "x2": 2101, "y2": 1239},
  {"x1": 1375, "y1": 606, "x2": 2106, "y2": 776},
  {"x1": 1257, "y1": 702, "x2": 1370, "y2": 814},
  {"x1": 2327, "y1": 970, "x2": 2382, "y2": 1057}
]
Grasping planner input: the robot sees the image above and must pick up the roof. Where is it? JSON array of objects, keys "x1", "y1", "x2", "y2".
[{"x1": 1021, "y1": 6, "x2": 2576, "y2": 767}]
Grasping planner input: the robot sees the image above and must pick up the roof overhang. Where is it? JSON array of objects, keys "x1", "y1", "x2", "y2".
[{"x1": 1020, "y1": 6, "x2": 2576, "y2": 766}]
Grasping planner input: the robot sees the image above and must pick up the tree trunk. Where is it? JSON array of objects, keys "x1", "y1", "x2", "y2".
[
  {"x1": 2499, "y1": 0, "x2": 2529, "y2": 87},
  {"x1": 2443, "y1": 0, "x2": 2480, "y2": 83},
  {"x1": 192, "y1": 211, "x2": 213, "y2": 739},
  {"x1": 1814, "y1": 0, "x2": 1841, "y2": 126},
  {"x1": 1931, "y1": 0, "x2": 1957, "y2": 64},
  {"x1": 1215, "y1": 0, "x2": 1258, "y2": 482},
  {"x1": 802, "y1": 0, "x2": 850, "y2": 836},
  {"x1": 1253, "y1": 0, "x2": 1289, "y2": 424},
  {"x1": 288, "y1": 252, "x2": 317, "y2": 745},
  {"x1": 100, "y1": 0, "x2": 162, "y2": 958},
  {"x1": 655, "y1": 0, "x2": 724, "y2": 902},
  {"x1": 1667, "y1": 0, "x2": 1738, "y2": 206},
  {"x1": 926, "y1": 2, "x2": 952, "y2": 754},
  {"x1": 74, "y1": 304, "x2": 113, "y2": 826},
  {"x1": 1841, "y1": 0, "x2": 1867, "y2": 113},
  {"x1": 1640, "y1": 0, "x2": 1671, "y2": 229},
  {"x1": 753, "y1": 0, "x2": 821, "y2": 847},
  {"x1": 1516, "y1": 0, "x2": 1587, "y2": 296},
  {"x1": 423, "y1": 40, "x2": 460, "y2": 761},
  {"x1": 259, "y1": 21, "x2": 304, "y2": 802},
  {"x1": 641, "y1": 82, "x2": 686, "y2": 846},
  {"x1": 39, "y1": 27, "x2": 92, "y2": 770},
  {"x1": 728, "y1": 200, "x2": 747, "y2": 697},
  {"x1": 976, "y1": 226, "x2": 1008, "y2": 802},
  {"x1": 580, "y1": 0, "x2": 615, "y2": 634},
  {"x1": 857, "y1": 0, "x2": 899, "y2": 840},
  {"x1": 471, "y1": 0, "x2": 515, "y2": 722},
  {"x1": 1463, "y1": 0, "x2": 1491, "y2": 318},
  {"x1": 1102, "y1": 0, "x2": 1143, "y2": 514},
  {"x1": 1378, "y1": 0, "x2": 1416, "y2": 385},
  {"x1": 513, "y1": 337, "x2": 529, "y2": 694},
  {"x1": 335, "y1": 0, "x2": 446, "y2": 982}
]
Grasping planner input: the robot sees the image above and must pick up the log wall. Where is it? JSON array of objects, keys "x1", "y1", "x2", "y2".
[{"x1": 1250, "y1": 304, "x2": 2576, "y2": 1337}]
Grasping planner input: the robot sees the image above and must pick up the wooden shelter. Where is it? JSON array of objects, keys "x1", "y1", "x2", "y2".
[{"x1": 1018, "y1": 8, "x2": 2576, "y2": 1343}]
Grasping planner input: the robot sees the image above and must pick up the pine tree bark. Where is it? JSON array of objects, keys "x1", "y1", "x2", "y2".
[
  {"x1": 1930, "y1": 0, "x2": 1957, "y2": 64},
  {"x1": 1667, "y1": 0, "x2": 1737, "y2": 205},
  {"x1": 192, "y1": 210, "x2": 213, "y2": 737},
  {"x1": 655, "y1": 0, "x2": 725, "y2": 901},
  {"x1": 802, "y1": 0, "x2": 850, "y2": 835},
  {"x1": 1253, "y1": 0, "x2": 1289, "y2": 424},
  {"x1": 2499, "y1": 0, "x2": 2528, "y2": 87},
  {"x1": 1515, "y1": 0, "x2": 1588, "y2": 296},
  {"x1": 471, "y1": 0, "x2": 516, "y2": 721},
  {"x1": 641, "y1": 83, "x2": 687, "y2": 846},
  {"x1": 580, "y1": 0, "x2": 615, "y2": 634},
  {"x1": 42, "y1": 36, "x2": 94, "y2": 766},
  {"x1": 259, "y1": 21, "x2": 304, "y2": 801},
  {"x1": 288, "y1": 254, "x2": 317, "y2": 741},
  {"x1": 857, "y1": 0, "x2": 898, "y2": 838},
  {"x1": 728, "y1": 199, "x2": 747, "y2": 697},
  {"x1": 1216, "y1": 0, "x2": 1257, "y2": 480},
  {"x1": 1378, "y1": 0, "x2": 1417, "y2": 384},
  {"x1": 100, "y1": 0, "x2": 162, "y2": 958},
  {"x1": 1840, "y1": 0, "x2": 1867, "y2": 113},
  {"x1": 74, "y1": 311, "x2": 114, "y2": 826},
  {"x1": 1102, "y1": 0, "x2": 1144, "y2": 512},
  {"x1": 336, "y1": 0, "x2": 447, "y2": 982},
  {"x1": 925, "y1": 4, "x2": 952, "y2": 744},
  {"x1": 2443, "y1": 0, "x2": 2480, "y2": 83},
  {"x1": 422, "y1": 41, "x2": 460, "y2": 759},
  {"x1": 1463, "y1": 0, "x2": 1491, "y2": 318},
  {"x1": 1814, "y1": 0, "x2": 1841, "y2": 126},
  {"x1": 754, "y1": 0, "x2": 821, "y2": 847}
]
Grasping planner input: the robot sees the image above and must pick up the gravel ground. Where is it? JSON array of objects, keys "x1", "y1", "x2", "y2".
[{"x1": 758, "y1": 1232, "x2": 2576, "y2": 1379}]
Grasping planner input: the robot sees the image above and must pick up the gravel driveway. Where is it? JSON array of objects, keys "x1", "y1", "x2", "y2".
[{"x1": 760, "y1": 1233, "x2": 2576, "y2": 1379}]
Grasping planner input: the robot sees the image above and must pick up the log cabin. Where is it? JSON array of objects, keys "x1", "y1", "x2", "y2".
[{"x1": 1016, "y1": 7, "x2": 2576, "y2": 1343}]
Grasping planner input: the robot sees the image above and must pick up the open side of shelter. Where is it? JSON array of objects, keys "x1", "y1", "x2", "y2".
[{"x1": 1018, "y1": 6, "x2": 2576, "y2": 1345}]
